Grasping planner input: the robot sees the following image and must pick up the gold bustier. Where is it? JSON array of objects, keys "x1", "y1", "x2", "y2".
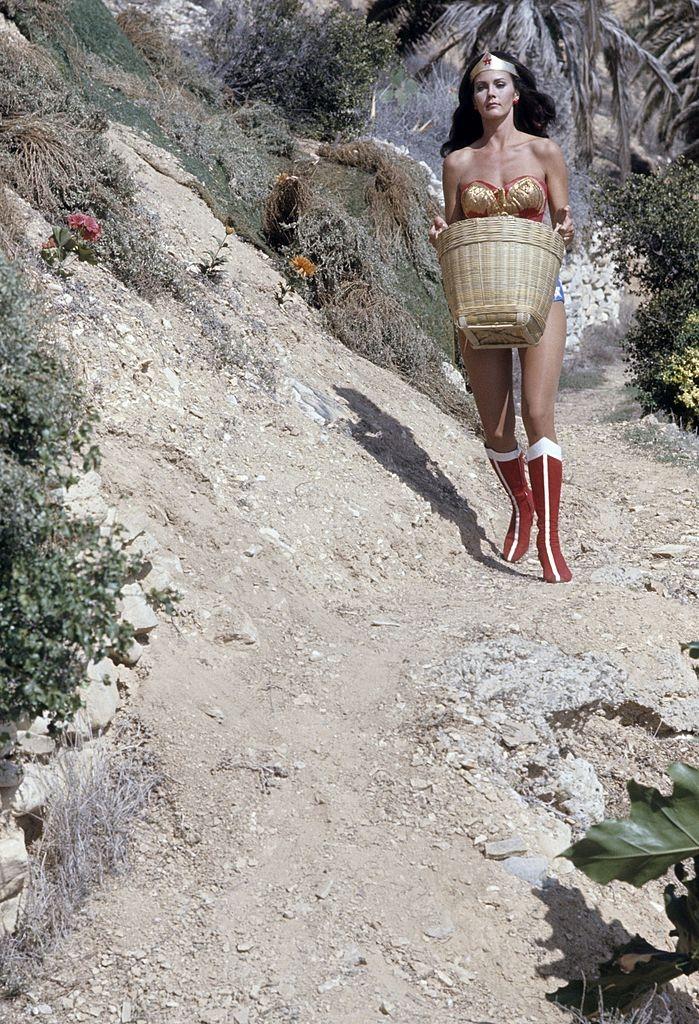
[{"x1": 460, "y1": 176, "x2": 547, "y2": 220}]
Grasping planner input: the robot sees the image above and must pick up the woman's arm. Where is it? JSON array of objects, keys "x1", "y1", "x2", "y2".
[
  {"x1": 442, "y1": 152, "x2": 463, "y2": 225},
  {"x1": 428, "y1": 153, "x2": 464, "y2": 248},
  {"x1": 538, "y1": 139, "x2": 574, "y2": 245}
]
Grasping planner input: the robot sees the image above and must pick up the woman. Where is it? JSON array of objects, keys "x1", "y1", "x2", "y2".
[{"x1": 429, "y1": 50, "x2": 574, "y2": 584}]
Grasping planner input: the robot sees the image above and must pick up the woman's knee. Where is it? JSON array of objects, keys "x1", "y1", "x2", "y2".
[{"x1": 521, "y1": 406, "x2": 555, "y2": 440}]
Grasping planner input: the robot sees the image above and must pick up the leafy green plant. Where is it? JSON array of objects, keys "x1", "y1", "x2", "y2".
[
  {"x1": 549, "y1": 763, "x2": 699, "y2": 1015},
  {"x1": 40, "y1": 213, "x2": 102, "y2": 277},
  {"x1": 0, "y1": 253, "x2": 134, "y2": 730},
  {"x1": 595, "y1": 160, "x2": 699, "y2": 424},
  {"x1": 197, "y1": 232, "x2": 233, "y2": 282}
]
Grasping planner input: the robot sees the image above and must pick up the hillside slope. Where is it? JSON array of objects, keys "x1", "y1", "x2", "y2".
[{"x1": 4, "y1": 119, "x2": 699, "y2": 1024}]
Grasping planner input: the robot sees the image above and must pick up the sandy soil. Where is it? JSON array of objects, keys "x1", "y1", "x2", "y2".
[{"x1": 5, "y1": 124, "x2": 698, "y2": 1024}]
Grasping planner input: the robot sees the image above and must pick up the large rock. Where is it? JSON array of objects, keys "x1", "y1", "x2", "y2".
[
  {"x1": 0, "y1": 892, "x2": 23, "y2": 935},
  {"x1": 10, "y1": 762, "x2": 56, "y2": 817},
  {"x1": 79, "y1": 658, "x2": 120, "y2": 731},
  {"x1": 118, "y1": 583, "x2": 159, "y2": 636},
  {"x1": 0, "y1": 817, "x2": 28, "y2": 903},
  {"x1": 556, "y1": 755, "x2": 605, "y2": 826},
  {"x1": 16, "y1": 716, "x2": 55, "y2": 757}
]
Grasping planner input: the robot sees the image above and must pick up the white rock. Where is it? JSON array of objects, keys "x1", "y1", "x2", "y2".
[
  {"x1": 114, "y1": 639, "x2": 144, "y2": 667},
  {"x1": 556, "y1": 755, "x2": 605, "y2": 825},
  {"x1": 0, "y1": 892, "x2": 22, "y2": 934},
  {"x1": 144, "y1": 552, "x2": 182, "y2": 591},
  {"x1": 0, "y1": 818, "x2": 28, "y2": 902},
  {"x1": 118, "y1": 585, "x2": 159, "y2": 635},
  {"x1": 16, "y1": 716, "x2": 55, "y2": 757},
  {"x1": 80, "y1": 658, "x2": 120, "y2": 730},
  {"x1": 215, "y1": 609, "x2": 259, "y2": 647},
  {"x1": 11, "y1": 762, "x2": 55, "y2": 816}
]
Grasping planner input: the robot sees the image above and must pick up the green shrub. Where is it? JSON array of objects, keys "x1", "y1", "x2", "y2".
[
  {"x1": 595, "y1": 160, "x2": 699, "y2": 422},
  {"x1": 0, "y1": 255, "x2": 133, "y2": 728},
  {"x1": 658, "y1": 312, "x2": 699, "y2": 428},
  {"x1": 208, "y1": 0, "x2": 395, "y2": 139},
  {"x1": 95, "y1": 206, "x2": 186, "y2": 299}
]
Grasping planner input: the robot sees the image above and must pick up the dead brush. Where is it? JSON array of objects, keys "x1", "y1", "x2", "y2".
[
  {"x1": 262, "y1": 171, "x2": 313, "y2": 249},
  {"x1": 319, "y1": 139, "x2": 439, "y2": 269},
  {"x1": 0, "y1": 723, "x2": 159, "y2": 996},
  {"x1": 116, "y1": 8, "x2": 181, "y2": 72},
  {"x1": 0, "y1": 186, "x2": 23, "y2": 257},
  {"x1": 0, "y1": 113, "x2": 82, "y2": 214},
  {"x1": 569, "y1": 994, "x2": 671, "y2": 1023}
]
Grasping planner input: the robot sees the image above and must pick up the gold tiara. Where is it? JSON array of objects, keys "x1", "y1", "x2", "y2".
[{"x1": 469, "y1": 52, "x2": 518, "y2": 82}]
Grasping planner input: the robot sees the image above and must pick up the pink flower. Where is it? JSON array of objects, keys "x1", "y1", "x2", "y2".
[
  {"x1": 42, "y1": 237, "x2": 57, "y2": 249},
  {"x1": 67, "y1": 213, "x2": 102, "y2": 242}
]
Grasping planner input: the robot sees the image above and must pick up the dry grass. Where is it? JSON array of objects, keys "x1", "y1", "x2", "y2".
[
  {"x1": 264, "y1": 174, "x2": 474, "y2": 424},
  {"x1": 0, "y1": 724, "x2": 159, "y2": 996},
  {"x1": 570, "y1": 994, "x2": 672, "y2": 1023},
  {"x1": 319, "y1": 139, "x2": 439, "y2": 267},
  {"x1": 0, "y1": 186, "x2": 23, "y2": 257},
  {"x1": 116, "y1": 8, "x2": 180, "y2": 71},
  {"x1": 115, "y1": 7, "x2": 219, "y2": 101},
  {"x1": 325, "y1": 280, "x2": 477, "y2": 427},
  {"x1": 262, "y1": 172, "x2": 313, "y2": 249},
  {"x1": 0, "y1": 35, "x2": 135, "y2": 218},
  {"x1": 0, "y1": 113, "x2": 82, "y2": 213}
]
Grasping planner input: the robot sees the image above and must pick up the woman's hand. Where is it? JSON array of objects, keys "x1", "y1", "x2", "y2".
[
  {"x1": 429, "y1": 214, "x2": 448, "y2": 249},
  {"x1": 553, "y1": 205, "x2": 574, "y2": 246}
]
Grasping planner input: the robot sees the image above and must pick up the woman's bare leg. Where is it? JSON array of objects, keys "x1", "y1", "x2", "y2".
[
  {"x1": 458, "y1": 333, "x2": 516, "y2": 452},
  {"x1": 459, "y1": 333, "x2": 535, "y2": 561},
  {"x1": 518, "y1": 302, "x2": 566, "y2": 444},
  {"x1": 518, "y1": 302, "x2": 572, "y2": 582}
]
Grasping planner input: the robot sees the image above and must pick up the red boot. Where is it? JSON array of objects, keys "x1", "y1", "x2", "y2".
[
  {"x1": 485, "y1": 446, "x2": 535, "y2": 563},
  {"x1": 526, "y1": 438, "x2": 573, "y2": 583}
]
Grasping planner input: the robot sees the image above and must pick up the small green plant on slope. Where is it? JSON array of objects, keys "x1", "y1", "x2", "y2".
[
  {"x1": 549, "y1": 762, "x2": 699, "y2": 1016},
  {"x1": 40, "y1": 212, "x2": 102, "y2": 277},
  {"x1": 197, "y1": 231, "x2": 233, "y2": 281}
]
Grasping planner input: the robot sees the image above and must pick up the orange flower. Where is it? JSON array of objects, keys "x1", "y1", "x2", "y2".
[
  {"x1": 276, "y1": 172, "x2": 298, "y2": 185},
  {"x1": 289, "y1": 255, "x2": 317, "y2": 278}
]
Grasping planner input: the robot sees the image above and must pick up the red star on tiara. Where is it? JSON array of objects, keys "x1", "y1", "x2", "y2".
[{"x1": 483, "y1": 54, "x2": 492, "y2": 65}]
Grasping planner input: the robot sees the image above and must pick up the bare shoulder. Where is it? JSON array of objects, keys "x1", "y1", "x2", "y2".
[
  {"x1": 443, "y1": 146, "x2": 479, "y2": 184},
  {"x1": 529, "y1": 136, "x2": 565, "y2": 168},
  {"x1": 443, "y1": 148, "x2": 472, "y2": 172}
]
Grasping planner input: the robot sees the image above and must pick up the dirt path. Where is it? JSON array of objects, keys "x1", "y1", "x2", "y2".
[{"x1": 8, "y1": 131, "x2": 698, "y2": 1024}]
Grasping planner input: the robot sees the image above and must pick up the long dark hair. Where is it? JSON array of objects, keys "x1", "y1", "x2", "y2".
[{"x1": 440, "y1": 50, "x2": 557, "y2": 157}]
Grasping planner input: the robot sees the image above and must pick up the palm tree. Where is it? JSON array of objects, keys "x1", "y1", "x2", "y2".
[
  {"x1": 367, "y1": 0, "x2": 678, "y2": 175},
  {"x1": 367, "y1": 0, "x2": 446, "y2": 52},
  {"x1": 636, "y1": 0, "x2": 699, "y2": 160}
]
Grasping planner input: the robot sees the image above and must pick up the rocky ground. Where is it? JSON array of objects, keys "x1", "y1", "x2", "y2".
[{"x1": 3, "y1": 123, "x2": 698, "y2": 1023}]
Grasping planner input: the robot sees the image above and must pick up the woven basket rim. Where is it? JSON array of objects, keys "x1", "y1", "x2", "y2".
[{"x1": 436, "y1": 217, "x2": 565, "y2": 262}]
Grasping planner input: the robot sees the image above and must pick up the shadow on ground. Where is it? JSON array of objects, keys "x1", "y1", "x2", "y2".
[
  {"x1": 537, "y1": 880, "x2": 699, "y2": 1022},
  {"x1": 336, "y1": 387, "x2": 521, "y2": 577}
]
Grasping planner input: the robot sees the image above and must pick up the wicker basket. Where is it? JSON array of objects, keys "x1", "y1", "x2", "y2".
[{"x1": 436, "y1": 217, "x2": 565, "y2": 349}]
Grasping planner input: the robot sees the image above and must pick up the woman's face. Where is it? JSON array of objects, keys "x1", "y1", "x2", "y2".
[{"x1": 472, "y1": 69, "x2": 518, "y2": 120}]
